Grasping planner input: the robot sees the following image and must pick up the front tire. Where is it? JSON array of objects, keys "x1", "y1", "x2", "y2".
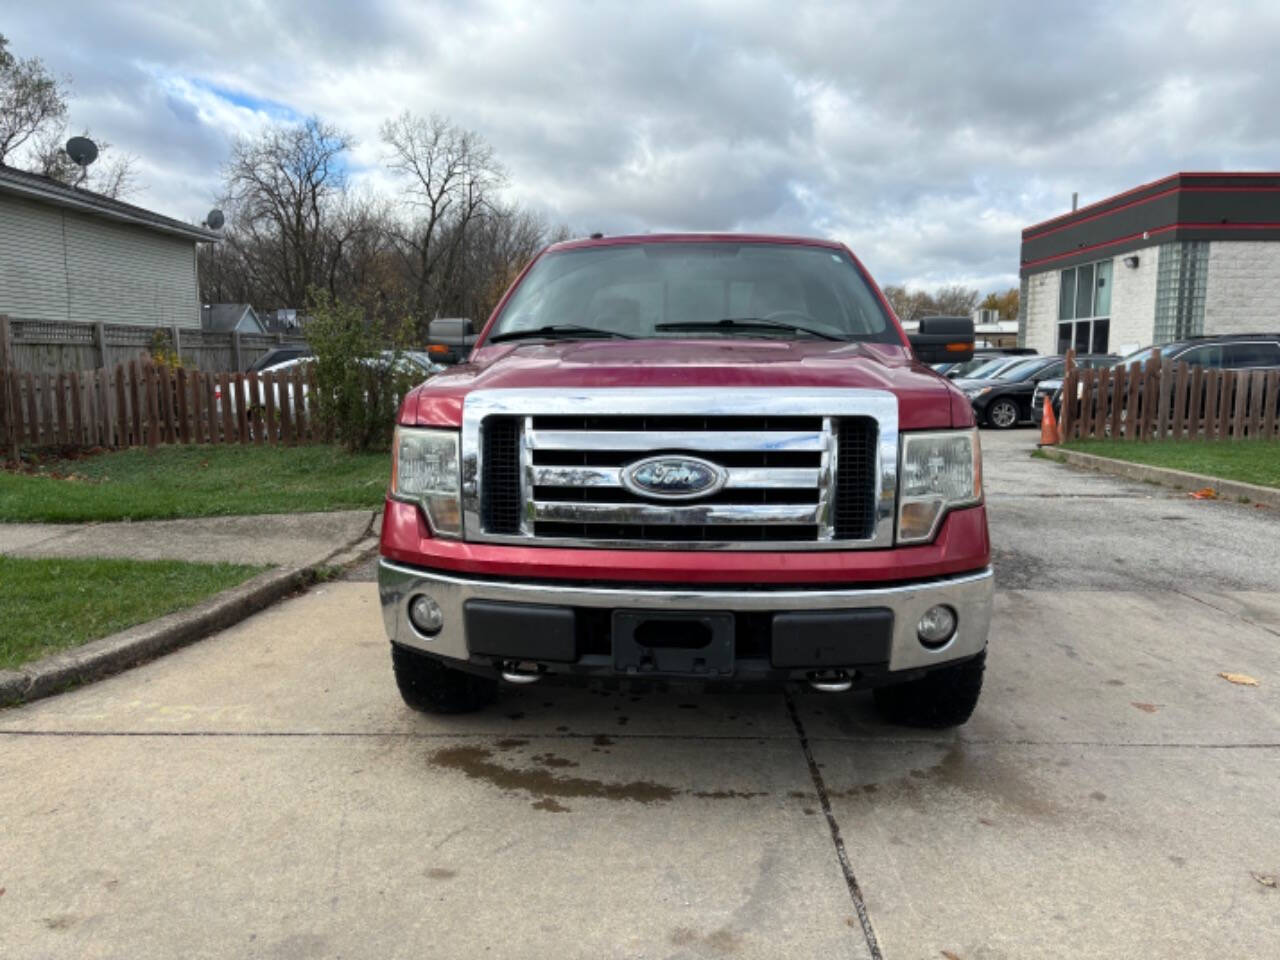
[
  {"x1": 873, "y1": 651, "x2": 985, "y2": 728},
  {"x1": 392, "y1": 645, "x2": 498, "y2": 714},
  {"x1": 986, "y1": 398, "x2": 1020, "y2": 429}
]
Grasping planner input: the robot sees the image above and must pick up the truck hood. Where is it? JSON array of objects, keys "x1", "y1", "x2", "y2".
[{"x1": 403, "y1": 338, "x2": 971, "y2": 430}]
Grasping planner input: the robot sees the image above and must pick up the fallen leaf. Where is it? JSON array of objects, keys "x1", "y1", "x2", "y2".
[
  {"x1": 1189, "y1": 487, "x2": 1218, "y2": 500},
  {"x1": 1131, "y1": 702, "x2": 1158, "y2": 713},
  {"x1": 1219, "y1": 672, "x2": 1260, "y2": 687},
  {"x1": 1251, "y1": 872, "x2": 1277, "y2": 888},
  {"x1": 942, "y1": 951, "x2": 963, "y2": 960}
]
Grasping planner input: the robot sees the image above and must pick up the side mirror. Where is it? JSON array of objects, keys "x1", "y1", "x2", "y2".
[
  {"x1": 427, "y1": 317, "x2": 477, "y2": 365},
  {"x1": 909, "y1": 315, "x2": 975, "y2": 364}
]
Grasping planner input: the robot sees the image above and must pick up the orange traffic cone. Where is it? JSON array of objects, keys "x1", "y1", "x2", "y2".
[{"x1": 1039, "y1": 395, "x2": 1060, "y2": 446}]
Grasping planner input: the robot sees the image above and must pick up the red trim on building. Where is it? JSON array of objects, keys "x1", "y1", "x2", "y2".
[
  {"x1": 1020, "y1": 221, "x2": 1280, "y2": 271},
  {"x1": 1023, "y1": 172, "x2": 1280, "y2": 236},
  {"x1": 1022, "y1": 185, "x2": 1280, "y2": 242}
]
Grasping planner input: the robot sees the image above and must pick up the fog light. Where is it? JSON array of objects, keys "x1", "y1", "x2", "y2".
[
  {"x1": 917, "y1": 605, "x2": 957, "y2": 648},
  {"x1": 408, "y1": 594, "x2": 444, "y2": 636}
]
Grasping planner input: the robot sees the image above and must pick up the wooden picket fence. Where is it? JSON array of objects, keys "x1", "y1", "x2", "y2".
[
  {"x1": 1, "y1": 360, "x2": 329, "y2": 460},
  {"x1": 1060, "y1": 349, "x2": 1280, "y2": 442}
]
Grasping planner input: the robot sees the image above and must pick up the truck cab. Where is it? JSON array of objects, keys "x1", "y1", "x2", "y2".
[{"x1": 379, "y1": 234, "x2": 992, "y2": 727}]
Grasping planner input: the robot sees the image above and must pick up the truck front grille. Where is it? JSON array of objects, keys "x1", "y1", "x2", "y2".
[
  {"x1": 465, "y1": 390, "x2": 892, "y2": 550},
  {"x1": 481, "y1": 417, "x2": 523, "y2": 535},
  {"x1": 835, "y1": 418, "x2": 878, "y2": 539}
]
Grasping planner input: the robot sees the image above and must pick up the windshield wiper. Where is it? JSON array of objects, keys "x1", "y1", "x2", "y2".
[
  {"x1": 654, "y1": 318, "x2": 846, "y2": 342},
  {"x1": 488, "y1": 324, "x2": 635, "y2": 343}
]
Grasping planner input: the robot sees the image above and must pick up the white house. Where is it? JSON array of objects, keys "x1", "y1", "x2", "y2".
[{"x1": 0, "y1": 165, "x2": 219, "y2": 328}]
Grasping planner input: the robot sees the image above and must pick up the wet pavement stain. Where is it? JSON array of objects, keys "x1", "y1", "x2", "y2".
[
  {"x1": 532, "y1": 753, "x2": 579, "y2": 769},
  {"x1": 429, "y1": 746, "x2": 679, "y2": 805},
  {"x1": 833, "y1": 744, "x2": 1060, "y2": 819},
  {"x1": 691, "y1": 790, "x2": 768, "y2": 799},
  {"x1": 494, "y1": 738, "x2": 528, "y2": 750},
  {"x1": 425, "y1": 868, "x2": 456, "y2": 880},
  {"x1": 670, "y1": 926, "x2": 744, "y2": 953},
  {"x1": 592, "y1": 735, "x2": 615, "y2": 746},
  {"x1": 532, "y1": 798, "x2": 570, "y2": 813}
]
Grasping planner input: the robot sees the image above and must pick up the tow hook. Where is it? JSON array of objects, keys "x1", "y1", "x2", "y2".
[
  {"x1": 807, "y1": 669, "x2": 853, "y2": 693},
  {"x1": 500, "y1": 661, "x2": 544, "y2": 684}
]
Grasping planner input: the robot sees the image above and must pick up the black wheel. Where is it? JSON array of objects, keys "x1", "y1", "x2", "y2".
[
  {"x1": 391, "y1": 645, "x2": 498, "y2": 714},
  {"x1": 873, "y1": 651, "x2": 985, "y2": 728},
  {"x1": 986, "y1": 398, "x2": 1020, "y2": 429}
]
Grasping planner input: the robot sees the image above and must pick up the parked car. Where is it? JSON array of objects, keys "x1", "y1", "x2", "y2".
[
  {"x1": 1038, "y1": 333, "x2": 1280, "y2": 419},
  {"x1": 248, "y1": 344, "x2": 313, "y2": 373},
  {"x1": 954, "y1": 355, "x2": 1076, "y2": 428},
  {"x1": 216, "y1": 351, "x2": 444, "y2": 426},
  {"x1": 936, "y1": 347, "x2": 1038, "y2": 379},
  {"x1": 379, "y1": 233, "x2": 995, "y2": 728},
  {"x1": 1031, "y1": 354, "x2": 1122, "y2": 420}
]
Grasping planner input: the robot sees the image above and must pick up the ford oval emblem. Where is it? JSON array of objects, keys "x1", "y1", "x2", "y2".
[{"x1": 621, "y1": 455, "x2": 728, "y2": 501}]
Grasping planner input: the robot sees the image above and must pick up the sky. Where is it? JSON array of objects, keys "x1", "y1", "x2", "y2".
[{"x1": 7, "y1": 0, "x2": 1280, "y2": 294}]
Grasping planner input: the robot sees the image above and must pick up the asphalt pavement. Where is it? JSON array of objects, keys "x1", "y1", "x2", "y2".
[{"x1": 2, "y1": 429, "x2": 1278, "y2": 959}]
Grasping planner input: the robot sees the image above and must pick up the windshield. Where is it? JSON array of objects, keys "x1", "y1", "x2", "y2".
[
  {"x1": 960, "y1": 356, "x2": 1025, "y2": 379},
  {"x1": 1113, "y1": 344, "x2": 1183, "y2": 367},
  {"x1": 997, "y1": 358, "x2": 1054, "y2": 381},
  {"x1": 486, "y1": 242, "x2": 897, "y2": 342}
]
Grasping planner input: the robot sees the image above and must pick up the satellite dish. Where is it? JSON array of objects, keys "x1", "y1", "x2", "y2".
[
  {"x1": 65, "y1": 136, "x2": 99, "y2": 167},
  {"x1": 204, "y1": 208, "x2": 225, "y2": 230}
]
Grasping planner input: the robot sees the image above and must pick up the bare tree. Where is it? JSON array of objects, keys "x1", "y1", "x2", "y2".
[
  {"x1": 932, "y1": 284, "x2": 980, "y2": 316},
  {"x1": 0, "y1": 33, "x2": 67, "y2": 164},
  {"x1": 220, "y1": 116, "x2": 353, "y2": 306},
  {"x1": 380, "y1": 111, "x2": 505, "y2": 321},
  {"x1": 882, "y1": 283, "x2": 980, "y2": 321}
]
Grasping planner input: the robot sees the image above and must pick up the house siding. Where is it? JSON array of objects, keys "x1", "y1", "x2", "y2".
[
  {"x1": 1203, "y1": 240, "x2": 1280, "y2": 335},
  {"x1": 0, "y1": 193, "x2": 200, "y2": 328}
]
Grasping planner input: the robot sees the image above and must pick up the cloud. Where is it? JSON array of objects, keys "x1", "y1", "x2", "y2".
[{"x1": 6, "y1": 0, "x2": 1280, "y2": 293}]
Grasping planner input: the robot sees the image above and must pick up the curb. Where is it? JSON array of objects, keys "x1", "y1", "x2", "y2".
[
  {"x1": 1051, "y1": 448, "x2": 1280, "y2": 508},
  {"x1": 0, "y1": 520, "x2": 381, "y2": 709}
]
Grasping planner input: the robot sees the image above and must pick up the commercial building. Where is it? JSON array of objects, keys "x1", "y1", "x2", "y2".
[{"x1": 1018, "y1": 172, "x2": 1280, "y2": 355}]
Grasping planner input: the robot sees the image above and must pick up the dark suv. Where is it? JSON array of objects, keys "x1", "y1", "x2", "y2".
[
  {"x1": 954, "y1": 355, "x2": 1079, "y2": 428},
  {"x1": 1037, "y1": 333, "x2": 1280, "y2": 417}
]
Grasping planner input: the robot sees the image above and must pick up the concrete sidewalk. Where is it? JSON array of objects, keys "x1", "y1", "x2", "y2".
[{"x1": 0, "y1": 509, "x2": 379, "y2": 568}]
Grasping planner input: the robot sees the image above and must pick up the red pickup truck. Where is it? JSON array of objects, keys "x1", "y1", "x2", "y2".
[{"x1": 378, "y1": 234, "x2": 992, "y2": 727}]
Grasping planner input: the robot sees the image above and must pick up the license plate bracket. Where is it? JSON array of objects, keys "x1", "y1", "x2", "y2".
[{"x1": 612, "y1": 610, "x2": 735, "y2": 677}]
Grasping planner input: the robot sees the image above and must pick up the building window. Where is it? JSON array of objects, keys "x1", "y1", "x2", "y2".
[
  {"x1": 1153, "y1": 241, "x2": 1208, "y2": 344},
  {"x1": 1057, "y1": 258, "x2": 1112, "y2": 354}
]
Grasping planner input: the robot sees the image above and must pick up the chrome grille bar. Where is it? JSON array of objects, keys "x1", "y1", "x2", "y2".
[
  {"x1": 534, "y1": 501, "x2": 823, "y2": 525},
  {"x1": 460, "y1": 388, "x2": 898, "y2": 551},
  {"x1": 530, "y1": 465, "x2": 823, "y2": 488},
  {"x1": 527, "y1": 429, "x2": 826, "y2": 452}
]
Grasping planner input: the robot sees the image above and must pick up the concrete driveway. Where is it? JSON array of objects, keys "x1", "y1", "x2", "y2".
[{"x1": 2, "y1": 429, "x2": 1278, "y2": 959}]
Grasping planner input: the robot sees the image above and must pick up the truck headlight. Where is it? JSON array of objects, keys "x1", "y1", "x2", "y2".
[
  {"x1": 392, "y1": 427, "x2": 462, "y2": 538},
  {"x1": 897, "y1": 428, "x2": 982, "y2": 544}
]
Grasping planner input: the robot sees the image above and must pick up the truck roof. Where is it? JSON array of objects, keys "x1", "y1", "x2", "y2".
[{"x1": 546, "y1": 232, "x2": 848, "y2": 253}]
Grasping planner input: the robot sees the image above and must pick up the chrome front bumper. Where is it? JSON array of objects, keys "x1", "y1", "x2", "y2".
[{"x1": 378, "y1": 559, "x2": 993, "y2": 675}]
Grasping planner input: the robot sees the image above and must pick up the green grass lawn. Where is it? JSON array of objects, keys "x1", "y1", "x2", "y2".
[
  {"x1": 0, "y1": 444, "x2": 389, "y2": 522},
  {"x1": 0, "y1": 556, "x2": 265, "y2": 670},
  {"x1": 1062, "y1": 438, "x2": 1280, "y2": 489}
]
